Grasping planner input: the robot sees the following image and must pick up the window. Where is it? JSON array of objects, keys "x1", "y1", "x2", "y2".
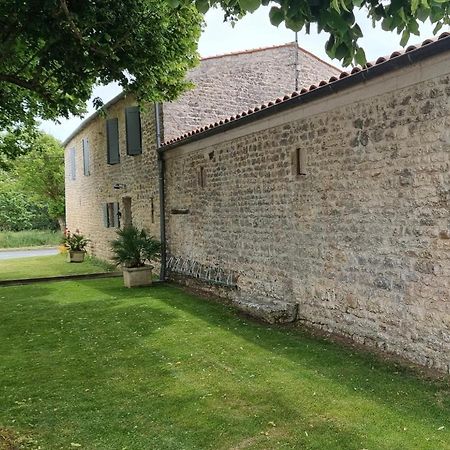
[
  {"x1": 294, "y1": 148, "x2": 307, "y2": 176},
  {"x1": 82, "y1": 137, "x2": 90, "y2": 176},
  {"x1": 198, "y1": 166, "x2": 206, "y2": 188},
  {"x1": 102, "y1": 202, "x2": 120, "y2": 228},
  {"x1": 69, "y1": 148, "x2": 76, "y2": 180},
  {"x1": 150, "y1": 197, "x2": 155, "y2": 224},
  {"x1": 106, "y1": 118, "x2": 120, "y2": 164},
  {"x1": 125, "y1": 106, "x2": 142, "y2": 156}
]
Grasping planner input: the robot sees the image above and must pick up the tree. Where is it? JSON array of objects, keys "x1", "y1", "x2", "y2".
[
  {"x1": 0, "y1": 173, "x2": 56, "y2": 231},
  {"x1": 0, "y1": 126, "x2": 39, "y2": 171},
  {"x1": 173, "y1": 0, "x2": 450, "y2": 66},
  {"x1": 14, "y1": 133, "x2": 66, "y2": 230},
  {"x1": 0, "y1": 0, "x2": 202, "y2": 129}
]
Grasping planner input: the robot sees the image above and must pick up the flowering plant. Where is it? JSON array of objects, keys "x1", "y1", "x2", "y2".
[{"x1": 63, "y1": 229, "x2": 90, "y2": 252}]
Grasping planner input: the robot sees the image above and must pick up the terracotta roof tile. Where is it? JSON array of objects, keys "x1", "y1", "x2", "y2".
[{"x1": 161, "y1": 32, "x2": 450, "y2": 149}]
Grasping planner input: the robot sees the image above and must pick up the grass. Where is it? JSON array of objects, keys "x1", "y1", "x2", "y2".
[
  {"x1": 0, "y1": 230, "x2": 62, "y2": 249},
  {"x1": 0, "y1": 279, "x2": 449, "y2": 450},
  {"x1": 0, "y1": 254, "x2": 114, "y2": 281}
]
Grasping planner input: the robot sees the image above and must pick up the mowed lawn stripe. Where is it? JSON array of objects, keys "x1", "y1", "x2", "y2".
[{"x1": 0, "y1": 279, "x2": 449, "y2": 449}]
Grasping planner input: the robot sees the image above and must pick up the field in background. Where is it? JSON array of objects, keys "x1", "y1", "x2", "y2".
[{"x1": 0, "y1": 230, "x2": 62, "y2": 249}]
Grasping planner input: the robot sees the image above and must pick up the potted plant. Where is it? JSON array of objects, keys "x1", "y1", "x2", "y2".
[
  {"x1": 110, "y1": 226, "x2": 161, "y2": 288},
  {"x1": 63, "y1": 229, "x2": 90, "y2": 262}
]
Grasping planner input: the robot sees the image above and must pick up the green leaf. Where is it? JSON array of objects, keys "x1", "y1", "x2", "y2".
[
  {"x1": 352, "y1": 0, "x2": 365, "y2": 7},
  {"x1": 239, "y1": 0, "x2": 261, "y2": 13},
  {"x1": 381, "y1": 17, "x2": 392, "y2": 31},
  {"x1": 331, "y1": 0, "x2": 341, "y2": 12},
  {"x1": 195, "y1": 0, "x2": 209, "y2": 13},
  {"x1": 167, "y1": 0, "x2": 181, "y2": 7},
  {"x1": 335, "y1": 42, "x2": 348, "y2": 60},
  {"x1": 340, "y1": 0, "x2": 351, "y2": 13},
  {"x1": 417, "y1": 6, "x2": 430, "y2": 21},
  {"x1": 408, "y1": 20, "x2": 420, "y2": 35},
  {"x1": 433, "y1": 21, "x2": 443, "y2": 33},
  {"x1": 354, "y1": 47, "x2": 366, "y2": 66},
  {"x1": 269, "y1": 6, "x2": 284, "y2": 26},
  {"x1": 411, "y1": 0, "x2": 420, "y2": 13},
  {"x1": 400, "y1": 29, "x2": 410, "y2": 47},
  {"x1": 285, "y1": 15, "x2": 304, "y2": 32}
]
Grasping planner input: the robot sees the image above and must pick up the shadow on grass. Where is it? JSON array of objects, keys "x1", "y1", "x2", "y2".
[
  {"x1": 151, "y1": 285, "x2": 450, "y2": 419},
  {"x1": 1, "y1": 279, "x2": 449, "y2": 449}
]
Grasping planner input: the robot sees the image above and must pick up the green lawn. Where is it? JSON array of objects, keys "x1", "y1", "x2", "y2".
[
  {"x1": 0, "y1": 230, "x2": 62, "y2": 249},
  {"x1": 0, "y1": 254, "x2": 114, "y2": 281},
  {"x1": 0, "y1": 279, "x2": 449, "y2": 450}
]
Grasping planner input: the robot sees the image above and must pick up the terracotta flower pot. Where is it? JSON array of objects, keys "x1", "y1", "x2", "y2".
[{"x1": 122, "y1": 265, "x2": 153, "y2": 288}]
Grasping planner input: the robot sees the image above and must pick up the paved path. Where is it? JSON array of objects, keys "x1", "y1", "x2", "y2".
[{"x1": 0, "y1": 248, "x2": 59, "y2": 260}]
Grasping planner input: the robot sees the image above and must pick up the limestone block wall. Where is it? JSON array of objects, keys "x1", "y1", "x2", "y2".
[
  {"x1": 163, "y1": 54, "x2": 450, "y2": 372},
  {"x1": 64, "y1": 96, "x2": 160, "y2": 261},
  {"x1": 163, "y1": 44, "x2": 340, "y2": 141}
]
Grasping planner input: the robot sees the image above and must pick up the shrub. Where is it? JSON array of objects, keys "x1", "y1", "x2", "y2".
[{"x1": 110, "y1": 226, "x2": 160, "y2": 268}]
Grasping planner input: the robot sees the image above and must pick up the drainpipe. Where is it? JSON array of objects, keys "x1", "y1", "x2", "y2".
[{"x1": 154, "y1": 103, "x2": 167, "y2": 281}]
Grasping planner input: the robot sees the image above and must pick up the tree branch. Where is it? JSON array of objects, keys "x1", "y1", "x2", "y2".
[{"x1": 0, "y1": 73, "x2": 54, "y2": 103}]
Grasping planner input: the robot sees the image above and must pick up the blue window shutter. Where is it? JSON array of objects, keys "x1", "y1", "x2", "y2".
[
  {"x1": 106, "y1": 118, "x2": 120, "y2": 164},
  {"x1": 69, "y1": 148, "x2": 76, "y2": 180},
  {"x1": 102, "y1": 204, "x2": 109, "y2": 227},
  {"x1": 125, "y1": 106, "x2": 142, "y2": 156},
  {"x1": 82, "y1": 138, "x2": 90, "y2": 176}
]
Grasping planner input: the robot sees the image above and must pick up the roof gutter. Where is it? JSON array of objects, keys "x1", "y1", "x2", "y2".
[{"x1": 160, "y1": 34, "x2": 450, "y2": 152}]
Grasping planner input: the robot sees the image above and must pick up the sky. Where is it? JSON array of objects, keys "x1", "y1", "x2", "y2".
[{"x1": 40, "y1": 6, "x2": 442, "y2": 141}]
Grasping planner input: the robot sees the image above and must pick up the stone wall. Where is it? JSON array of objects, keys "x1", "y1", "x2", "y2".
[
  {"x1": 163, "y1": 53, "x2": 450, "y2": 372},
  {"x1": 64, "y1": 96, "x2": 160, "y2": 261},
  {"x1": 163, "y1": 44, "x2": 340, "y2": 141},
  {"x1": 64, "y1": 43, "x2": 340, "y2": 261}
]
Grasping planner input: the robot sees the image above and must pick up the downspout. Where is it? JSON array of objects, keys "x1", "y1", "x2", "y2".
[
  {"x1": 294, "y1": 32, "x2": 299, "y2": 92},
  {"x1": 154, "y1": 103, "x2": 167, "y2": 281}
]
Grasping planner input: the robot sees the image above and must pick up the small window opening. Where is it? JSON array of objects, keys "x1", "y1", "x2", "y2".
[
  {"x1": 295, "y1": 148, "x2": 307, "y2": 176},
  {"x1": 150, "y1": 197, "x2": 155, "y2": 224},
  {"x1": 199, "y1": 166, "x2": 206, "y2": 188}
]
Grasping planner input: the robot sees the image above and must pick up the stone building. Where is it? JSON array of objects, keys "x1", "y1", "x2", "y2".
[
  {"x1": 64, "y1": 34, "x2": 450, "y2": 372},
  {"x1": 64, "y1": 43, "x2": 340, "y2": 260}
]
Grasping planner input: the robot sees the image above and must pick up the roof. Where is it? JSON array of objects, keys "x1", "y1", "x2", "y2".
[
  {"x1": 62, "y1": 42, "x2": 338, "y2": 147},
  {"x1": 201, "y1": 42, "x2": 340, "y2": 72},
  {"x1": 161, "y1": 32, "x2": 450, "y2": 150},
  {"x1": 63, "y1": 91, "x2": 126, "y2": 147}
]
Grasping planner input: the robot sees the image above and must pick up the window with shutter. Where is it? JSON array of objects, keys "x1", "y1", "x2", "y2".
[
  {"x1": 82, "y1": 138, "x2": 90, "y2": 176},
  {"x1": 106, "y1": 118, "x2": 120, "y2": 164},
  {"x1": 125, "y1": 106, "x2": 142, "y2": 156},
  {"x1": 69, "y1": 148, "x2": 76, "y2": 180},
  {"x1": 103, "y1": 202, "x2": 121, "y2": 228},
  {"x1": 102, "y1": 204, "x2": 109, "y2": 227}
]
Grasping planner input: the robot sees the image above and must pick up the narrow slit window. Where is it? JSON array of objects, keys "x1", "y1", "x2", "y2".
[
  {"x1": 150, "y1": 197, "x2": 154, "y2": 223},
  {"x1": 296, "y1": 148, "x2": 307, "y2": 176},
  {"x1": 199, "y1": 166, "x2": 206, "y2": 188}
]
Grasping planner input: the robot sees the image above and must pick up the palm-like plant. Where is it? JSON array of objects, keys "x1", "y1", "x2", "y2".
[{"x1": 110, "y1": 226, "x2": 161, "y2": 268}]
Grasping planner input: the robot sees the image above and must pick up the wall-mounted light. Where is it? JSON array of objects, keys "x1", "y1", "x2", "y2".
[{"x1": 113, "y1": 183, "x2": 127, "y2": 190}]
